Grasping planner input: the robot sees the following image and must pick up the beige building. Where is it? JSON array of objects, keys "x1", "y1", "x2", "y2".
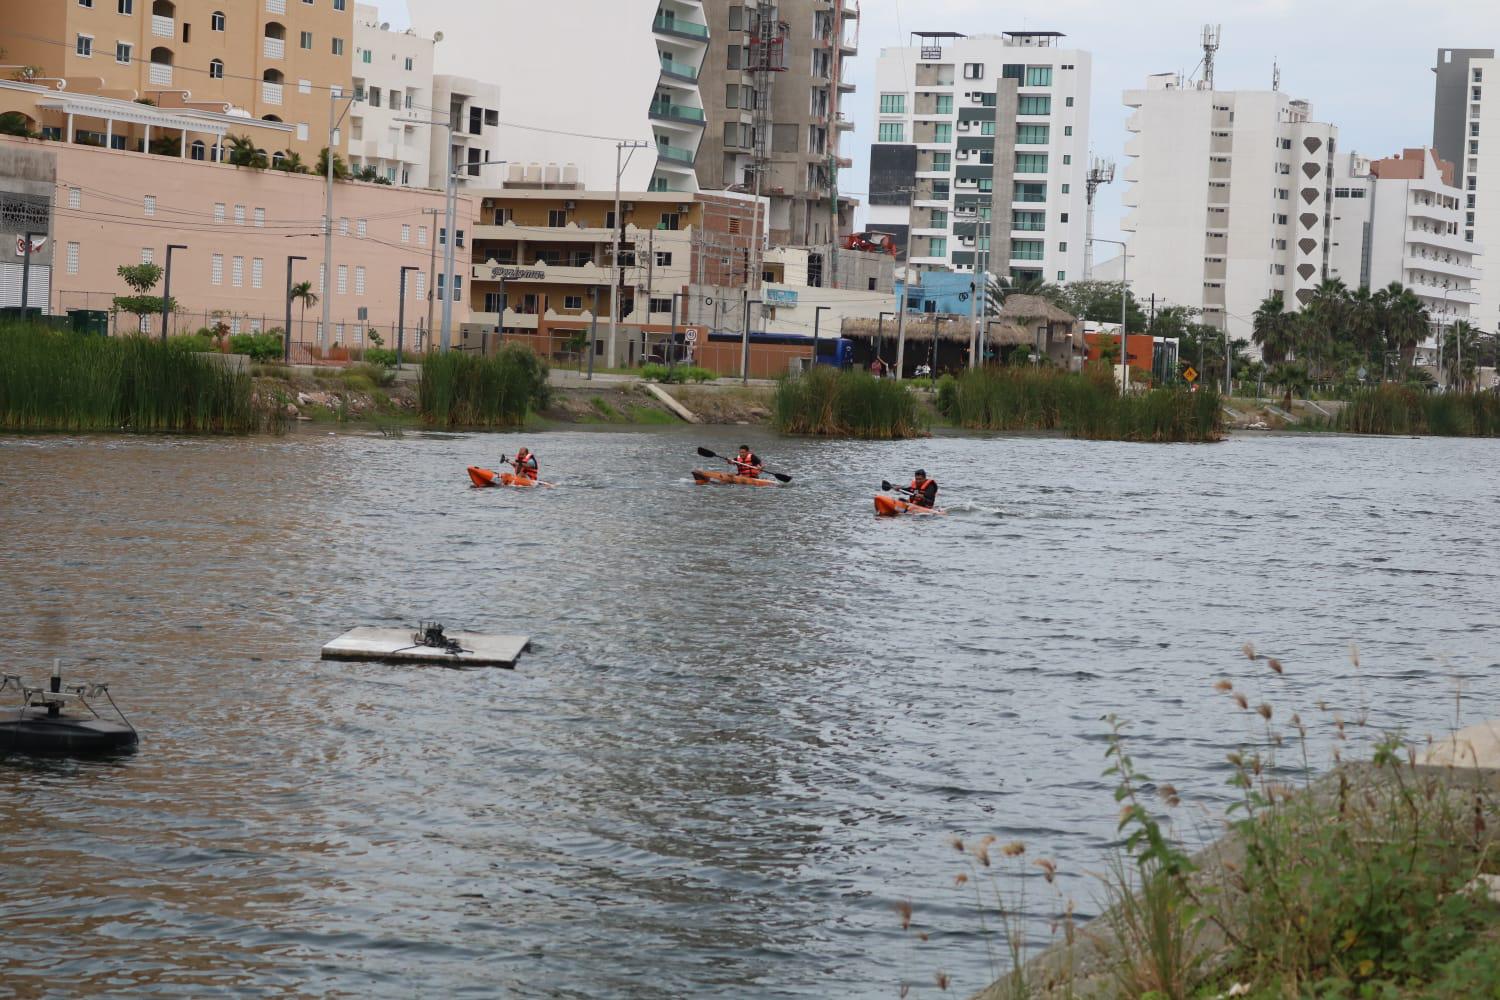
[
  {"x1": 2, "y1": 0, "x2": 355, "y2": 160},
  {"x1": 0, "y1": 131, "x2": 469, "y2": 347}
]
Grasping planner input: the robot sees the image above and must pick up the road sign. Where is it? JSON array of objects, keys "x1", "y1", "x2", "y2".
[
  {"x1": 683, "y1": 327, "x2": 699, "y2": 344},
  {"x1": 1357, "y1": 366, "x2": 1368, "y2": 381},
  {"x1": 1183, "y1": 366, "x2": 1198, "y2": 383}
]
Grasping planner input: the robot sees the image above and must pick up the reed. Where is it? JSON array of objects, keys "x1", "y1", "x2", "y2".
[
  {"x1": 944, "y1": 365, "x2": 1224, "y2": 443},
  {"x1": 772, "y1": 366, "x2": 925, "y2": 439},
  {"x1": 418, "y1": 345, "x2": 550, "y2": 428},
  {"x1": 1336, "y1": 384, "x2": 1500, "y2": 436},
  {"x1": 0, "y1": 323, "x2": 255, "y2": 433}
]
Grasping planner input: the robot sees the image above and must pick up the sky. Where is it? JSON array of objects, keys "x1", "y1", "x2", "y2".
[{"x1": 376, "y1": 0, "x2": 1500, "y2": 248}]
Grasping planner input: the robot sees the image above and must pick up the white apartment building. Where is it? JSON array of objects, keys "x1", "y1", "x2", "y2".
[
  {"x1": 350, "y1": 5, "x2": 433, "y2": 188},
  {"x1": 410, "y1": 0, "x2": 708, "y2": 194},
  {"x1": 429, "y1": 75, "x2": 504, "y2": 191},
  {"x1": 869, "y1": 31, "x2": 1091, "y2": 285},
  {"x1": 1431, "y1": 48, "x2": 1495, "y2": 331},
  {"x1": 1122, "y1": 74, "x2": 1337, "y2": 341}
]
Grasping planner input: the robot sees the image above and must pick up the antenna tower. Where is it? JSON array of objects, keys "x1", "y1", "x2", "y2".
[
  {"x1": 1201, "y1": 24, "x2": 1221, "y2": 90},
  {"x1": 1084, "y1": 157, "x2": 1115, "y2": 280}
]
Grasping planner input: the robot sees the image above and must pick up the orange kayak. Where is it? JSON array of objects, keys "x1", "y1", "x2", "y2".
[
  {"x1": 692, "y1": 469, "x2": 774, "y2": 487},
  {"x1": 467, "y1": 466, "x2": 539, "y2": 488},
  {"x1": 874, "y1": 494, "x2": 944, "y2": 517}
]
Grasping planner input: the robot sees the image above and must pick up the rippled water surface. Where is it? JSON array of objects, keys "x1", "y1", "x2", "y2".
[{"x1": 2, "y1": 427, "x2": 1497, "y2": 997}]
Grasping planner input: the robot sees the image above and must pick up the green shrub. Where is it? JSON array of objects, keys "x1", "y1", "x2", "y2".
[
  {"x1": 682, "y1": 366, "x2": 718, "y2": 383},
  {"x1": 0, "y1": 323, "x2": 255, "y2": 433},
  {"x1": 343, "y1": 362, "x2": 394, "y2": 389},
  {"x1": 934, "y1": 373, "x2": 958, "y2": 418},
  {"x1": 773, "y1": 366, "x2": 924, "y2": 439},
  {"x1": 228, "y1": 332, "x2": 284, "y2": 362},
  {"x1": 168, "y1": 333, "x2": 215, "y2": 353},
  {"x1": 364, "y1": 347, "x2": 398, "y2": 367},
  {"x1": 1335, "y1": 384, "x2": 1500, "y2": 436},
  {"x1": 419, "y1": 344, "x2": 550, "y2": 428}
]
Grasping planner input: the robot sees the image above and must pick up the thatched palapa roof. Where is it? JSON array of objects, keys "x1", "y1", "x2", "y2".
[
  {"x1": 842, "y1": 313, "x2": 972, "y2": 342},
  {"x1": 997, "y1": 295, "x2": 1077, "y2": 326}
]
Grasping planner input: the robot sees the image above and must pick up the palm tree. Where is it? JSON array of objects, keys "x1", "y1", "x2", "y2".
[
  {"x1": 1442, "y1": 319, "x2": 1481, "y2": 390},
  {"x1": 274, "y1": 150, "x2": 309, "y2": 174},
  {"x1": 315, "y1": 147, "x2": 350, "y2": 180},
  {"x1": 289, "y1": 280, "x2": 318, "y2": 349},
  {"x1": 226, "y1": 134, "x2": 268, "y2": 169},
  {"x1": 1378, "y1": 282, "x2": 1430, "y2": 374},
  {"x1": 1252, "y1": 291, "x2": 1298, "y2": 369},
  {"x1": 1344, "y1": 286, "x2": 1383, "y2": 368},
  {"x1": 1299, "y1": 278, "x2": 1348, "y2": 378}
]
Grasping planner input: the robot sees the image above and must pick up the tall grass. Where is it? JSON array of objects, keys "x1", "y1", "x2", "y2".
[
  {"x1": 0, "y1": 323, "x2": 255, "y2": 433},
  {"x1": 943, "y1": 365, "x2": 1224, "y2": 443},
  {"x1": 418, "y1": 345, "x2": 550, "y2": 428},
  {"x1": 1337, "y1": 384, "x2": 1500, "y2": 436},
  {"x1": 773, "y1": 366, "x2": 925, "y2": 439}
]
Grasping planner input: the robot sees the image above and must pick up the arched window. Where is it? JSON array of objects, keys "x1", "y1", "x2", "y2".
[
  {"x1": 209, "y1": 58, "x2": 223, "y2": 79},
  {"x1": 211, "y1": 10, "x2": 225, "y2": 31},
  {"x1": 261, "y1": 115, "x2": 283, "y2": 123},
  {"x1": 270, "y1": 151, "x2": 285, "y2": 167},
  {"x1": 262, "y1": 68, "x2": 284, "y2": 84},
  {"x1": 190, "y1": 139, "x2": 206, "y2": 160}
]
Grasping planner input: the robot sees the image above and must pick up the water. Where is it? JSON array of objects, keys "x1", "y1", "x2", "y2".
[{"x1": 2, "y1": 427, "x2": 1497, "y2": 997}]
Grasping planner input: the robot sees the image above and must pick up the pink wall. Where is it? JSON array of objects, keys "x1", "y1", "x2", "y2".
[{"x1": 8, "y1": 135, "x2": 471, "y2": 343}]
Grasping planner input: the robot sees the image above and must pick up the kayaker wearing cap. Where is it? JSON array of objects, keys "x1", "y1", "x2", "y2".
[
  {"x1": 732, "y1": 445, "x2": 763, "y2": 480},
  {"x1": 908, "y1": 469, "x2": 938, "y2": 508},
  {"x1": 511, "y1": 447, "x2": 539, "y2": 482}
]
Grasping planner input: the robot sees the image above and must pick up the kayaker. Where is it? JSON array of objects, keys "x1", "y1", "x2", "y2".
[
  {"x1": 907, "y1": 469, "x2": 938, "y2": 508},
  {"x1": 732, "y1": 445, "x2": 763, "y2": 479},
  {"x1": 510, "y1": 448, "x2": 539, "y2": 482}
]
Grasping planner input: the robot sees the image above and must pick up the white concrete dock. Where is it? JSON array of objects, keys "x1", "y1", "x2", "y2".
[{"x1": 321, "y1": 627, "x2": 530, "y2": 668}]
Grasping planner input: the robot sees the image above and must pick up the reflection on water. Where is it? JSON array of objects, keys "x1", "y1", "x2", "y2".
[{"x1": 1, "y1": 429, "x2": 1497, "y2": 996}]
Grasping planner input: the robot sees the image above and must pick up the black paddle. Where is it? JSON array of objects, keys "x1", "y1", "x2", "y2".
[
  {"x1": 697, "y1": 447, "x2": 792, "y2": 483},
  {"x1": 881, "y1": 479, "x2": 914, "y2": 495}
]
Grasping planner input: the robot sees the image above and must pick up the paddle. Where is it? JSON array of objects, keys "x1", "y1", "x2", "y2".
[
  {"x1": 696, "y1": 446, "x2": 792, "y2": 483},
  {"x1": 497, "y1": 455, "x2": 557, "y2": 489}
]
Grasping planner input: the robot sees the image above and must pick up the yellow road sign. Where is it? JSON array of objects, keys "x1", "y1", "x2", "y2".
[{"x1": 1183, "y1": 366, "x2": 1198, "y2": 383}]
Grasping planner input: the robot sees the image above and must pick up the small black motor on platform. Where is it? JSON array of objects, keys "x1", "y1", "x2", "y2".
[{"x1": 414, "y1": 621, "x2": 464, "y2": 654}]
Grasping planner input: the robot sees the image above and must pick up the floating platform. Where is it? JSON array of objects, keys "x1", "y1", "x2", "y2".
[{"x1": 320, "y1": 627, "x2": 530, "y2": 668}]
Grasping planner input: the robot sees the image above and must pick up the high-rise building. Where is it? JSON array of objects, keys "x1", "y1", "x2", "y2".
[
  {"x1": 349, "y1": 4, "x2": 432, "y2": 187},
  {"x1": 868, "y1": 31, "x2": 1091, "y2": 286},
  {"x1": 694, "y1": 0, "x2": 859, "y2": 248},
  {"x1": 1328, "y1": 148, "x2": 1480, "y2": 358},
  {"x1": 409, "y1": 0, "x2": 708, "y2": 194},
  {"x1": 1121, "y1": 73, "x2": 1336, "y2": 339},
  {"x1": 2, "y1": 0, "x2": 355, "y2": 160},
  {"x1": 1431, "y1": 48, "x2": 1494, "y2": 330}
]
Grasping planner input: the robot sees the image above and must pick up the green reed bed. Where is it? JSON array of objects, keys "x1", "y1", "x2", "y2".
[
  {"x1": 941, "y1": 366, "x2": 1224, "y2": 443},
  {"x1": 418, "y1": 345, "x2": 551, "y2": 428},
  {"x1": 1336, "y1": 384, "x2": 1500, "y2": 436},
  {"x1": 0, "y1": 323, "x2": 255, "y2": 433},
  {"x1": 773, "y1": 366, "x2": 925, "y2": 439}
]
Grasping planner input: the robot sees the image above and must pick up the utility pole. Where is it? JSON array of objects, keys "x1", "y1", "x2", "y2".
[
  {"x1": 322, "y1": 89, "x2": 357, "y2": 351},
  {"x1": 610, "y1": 140, "x2": 650, "y2": 369},
  {"x1": 422, "y1": 206, "x2": 441, "y2": 350},
  {"x1": 646, "y1": 228, "x2": 655, "y2": 359},
  {"x1": 894, "y1": 188, "x2": 916, "y2": 379},
  {"x1": 439, "y1": 138, "x2": 458, "y2": 351}
]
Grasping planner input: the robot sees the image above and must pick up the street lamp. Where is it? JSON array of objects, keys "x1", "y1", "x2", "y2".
[
  {"x1": 441, "y1": 156, "x2": 507, "y2": 353},
  {"x1": 670, "y1": 290, "x2": 687, "y2": 377},
  {"x1": 321, "y1": 89, "x2": 358, "y2": 352},
  {"x1": 284, "y1": 254, "x2": 306, "y2": 362},
  {"x1": 398, "y1": 265, "x2": 420, "y2": 369},
  {"x1": 812, "y1": 304, "x2": 831, "y2": 370},
  {"x1": 1088, "y1": 237, "x2": 1130, "y2": 391},
  {"x1": 161, "y1": 243, "x2": 187, "y2": 341},
  {"x1": 742, "y1": 295, "x2": 762, "y2": 384},
  {"x1": 19, "y1": 230, "x2": 44, "y2": 318}
]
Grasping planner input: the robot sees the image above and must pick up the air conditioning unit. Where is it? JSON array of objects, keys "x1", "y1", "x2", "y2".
[
  {"x1": 481, "y1": 198, "x2": 495, "y2": 209},
  {"x1": 564, "y1": 200, "x2": 576, "y2": 209},
  {"x1": 622, "y1": 201, "x2": 635, "y2": 211},
  {"x1": 678, "y1": 203, "x2": 692, "y2": 212}
]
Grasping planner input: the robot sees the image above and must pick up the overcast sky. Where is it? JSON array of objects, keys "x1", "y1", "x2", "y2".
[{"x1": 378, "y1": 1, "x2": 1500, "y2": 249}]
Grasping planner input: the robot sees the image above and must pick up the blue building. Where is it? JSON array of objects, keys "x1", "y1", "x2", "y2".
[{"x1": 893, "y1": 272, "x2": 976, "y2": 315}]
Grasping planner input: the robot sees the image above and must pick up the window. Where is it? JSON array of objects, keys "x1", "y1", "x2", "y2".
[
  {"x1": 933, "y1": 123, "x2": 952, "y2": 143},
  {"x1": 977, "y1": 178, "x2": 993, "y2": 192},
  {"x1": 878, "y1": 122, "x2": 904, "y2": 142},
  {"x1": 1018, "y1": 95, "x2": 1051, "y2": 115},
  {"x1": 116, "y1": 42, "x2": 132, "y2": 64},
  {"x1": 1472, "y1": 122, "x2": 1481, "y2": 137},
  {"x1": 417, "y1": 226, "x2": 427, "y2": 246},
  {"x1": 935, "y1": 94, "x2": 953, "y2": 115},
  {"x1": 879, "y1": 93, "x2": 906, "y2": 114},
  {"x1": 231, "y1": 256, "x2": 244, "y2": 287},
  {"x1": 333, "y1": 0, "x2": 345, "y2": 8},
  {"x1": 1017, "y1": 124, "x2": 1049, "y2": 144},
  {"x1": 1065, "y1": 96, "x2": 1074, "y2": 107},
  {"x1": 659, "y1": 213, "x2": 680, "y2": 230},
  {"x1": 928, "y1": 237, "x2": 947, "y2": 257},
  {"x1": 339, "y1": 217, "x2": 349, "y2": 237},
  {"x1": 1060, "y1": 212, "x2": 1069, "y2": 223},
  {"x1": 929, "y1": 209, "x2": 948, "y2": 228},
  {"x1": 66, "y1": 242, "x2": 80, "y2": 274},
  {"x1": 251, "y1": 258, "x2": 263, "y2": 289},
  {"x1": 727, "y1": 44, "x2": 742, "y2": 71},
  {"x1": 337, "y1": 265, "x2": 348, "y2": 294},
  {"x1": 209, "y1": 58, "x2": 223, "y2": 79},
  {"x1": 143, "y1": 195, "x2": 156, "y2": 217},
  {"x1": 300, "y1": 30, "x2": 312, "y2": 49},
  {"x1": 547, "y1": 209, "x2": 567, "y2": 227},
  {"x1": 452, "y1": 275, "x2": 462, "y2": 301},
  {"x1": 211, "y1": 10, "x2": 225, "y2": 30},
  {"x1": 1002, "y1": 64, "x2": 1023, "y2": 81},
  {"x1": 455, "y1": 229, "x2": 465, "y2": 248},
  {"x1": 140, "y1": 247, "x2": 154, "y2": 265},
  {"x1": 356, "y1": 218, "x2": 367, "y2": 238},
  {"x1": 76, "y1": 35, "x2": 93, "y2": 57},
  {"x1": 1060, "y1": 183, "x2": 1070, "y2": 194},
  {"x1": 1025, "y1": 66, "x2": 1053, "y2": 87},
  {"x1": 1057, "y1": 271, "x2": 1066, "y2": 282},
  {"x1": 1016, "y1": 153, "x2": 1048, "y2": 173},
  {"x1": 79, "y1": 0, "x2": 92, "y2": 7},
  {"x1": 368, "y1": 86, "x2": 381, "y2": 107},
  {"x1": 331, "y1": 37, "x2": 344, "y2": 56},
  {"x1": 655, "y1": 251, "x2": 673, "y2": 266},
  {"x1": 1064, "y1": 125, "x2": 1073, "y2": 137},
  {"x1": 1062, "y1": 154, "x2": 1071, "y2": 165},
  {"x1": 963, "y1": 63, "x2": 984, "y2": 80},
  {"x1": 405, "y1": 57, "x2": 413, "y2": 71},
  {"x1": 355, "y1": 266, "x2": 366, "y2": 295},
  {"x1": 649, "y1": 297, "x2": 672, "y2": 314},
  {"x1": 560, "y1": 294, "x2": 582, "y2": 311},
  {"x1": 234, "y1": 204, "x2": 246, "y2": 225},
  {"x1": 68, "y1": 187, "x2": 81, "y2": 210},
  {"x1": 1058, "y1": 242, "x2": 1068, "y2": 252},
  {"x1": 1011, "y1": 239, "x2": 1044, "y2": 260},
  {"x1": 254, "y1": 207, "x2": 265, "y2": 228},
  {"x1": 400, "y1": 224, "x2": 411, "y2": 243},
  {"x1": 1015, "y1": 182, "x2": 1046, "y2": 203},
  {"x1": 980, "y1": 121, "x2": 996, "y2": 136},
  {"x1": 1013, "y1": 210, "x2": 1045, "y2": 231},
  {"x1": 931, "y1": 151, "x2": 951, "y2": 172},
  {"x1": 117, "y1": 0, "x2": 131, "y2": 12}
]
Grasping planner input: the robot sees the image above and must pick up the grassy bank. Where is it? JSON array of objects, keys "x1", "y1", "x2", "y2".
[
  {"x1": 1334, "y1": 384, "x2": 1500, "y2": 436},
  {"x1": 0, "y1": 323, "x2": 256, "y2": 433},
  {"x1": 773, "y1": 367, "x2": 925, "y2": 439},
  {"x1": 938, "y1": 365, "x2": 1225, "y2": 443},
  {"x1": 418, "y1": 345, "x2": 550, "y2": 429}
]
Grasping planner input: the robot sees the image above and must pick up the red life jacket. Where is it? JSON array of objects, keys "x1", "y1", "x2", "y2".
[
  {"x1": 514, "y1": 454, "x2": 538, "y2": 479},
  {"x1": 908, "y1": 477, "x2": 937, "y2": 507},
  {"x1": 734, "y1": 453, "x2": 761, "y2": 477}
]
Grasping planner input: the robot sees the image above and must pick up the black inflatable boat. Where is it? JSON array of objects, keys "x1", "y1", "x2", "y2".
[{"x1": 1, "y1": 666, "x2": 138, "y2": 757}]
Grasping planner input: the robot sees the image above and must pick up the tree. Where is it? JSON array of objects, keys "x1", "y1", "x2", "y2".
[
  {"x1": 274, "y1": 151, "x2": 309, "y2": 174},
  {"x1": 1252, "y1": 291, "x2": 1298, "y2": 369},
  {"x1": 1376, "y1": 281, "x2": 1430, "y2": 373},
  {"x1": 289, "y1": 280, "x2": 318, "y2": 347},
  {"x1": 226, "y1": 134, "x2": 268, "y2": 169},
  {"x1": 1442, "y1": 320, "x2": 1481, "y2": 391},
  {"x1": 0, "y1": 111, "x2": 33, "y2": 138},
  {"x1": 1052, "y1": 280, "x2": 1148, "y2": 331},
  {"x1": 1299, "y1": 278, "x2": 1349, "y2": 378},
  {"x1": 112, "y1": 262, "x2": 174, "y2": 332},
  {"x1": 148, "y1": 134, "x2": 181, "y2": 157},
  {"x1": 316, "y1": 147, "x2": 350, "y2": 180}
]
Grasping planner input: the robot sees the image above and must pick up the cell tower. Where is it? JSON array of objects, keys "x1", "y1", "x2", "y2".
[
  {"x1": 1084, "y1": 157, "x2": 1115, "y2": 280},
  {"x1": 1201, "y1": 24, "x2": 1222, "y2": 91}
]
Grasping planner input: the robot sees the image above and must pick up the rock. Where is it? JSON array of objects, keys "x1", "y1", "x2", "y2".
[
  {"x1": 297, "y1": 392, "x2": 312, "y2": 406},
  {"x1": 283, "y1": 403, "x2": 299, "y2": 418},
  {"x1": 1421, "y1": 719, "x2": 1500, "y2": 768}
]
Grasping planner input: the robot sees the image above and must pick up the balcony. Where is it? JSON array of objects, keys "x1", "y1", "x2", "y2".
[
  {"x1": 261, "y1": 81, "x2": 283, "y2": 106},
  {"x1": 659, "y1": 55, "x2": 699, "y2": 82},
  {"x1": 149, "y1": 62, "x2": 173, "y2": 86},
  {"x1": 1404, "y1": 255, "x2": 1481, "y2": 281},
  {"x1": 473, "y1": 259, "x2": 613, "y2": 285},
  {"x1": 649, "y1": 100, "x2": 706, "y2": 127},
  {"x1": 652, "y1": 14, "x2": 709, "y2": 41},
  {"x1": 474, "y1": 222, "x2": 622, "y2": 243},
  {"x1": 151, "y1": 15, "x2": 174, "y2": 38},
  {"x1": 266, "y1": 0, "x2": 287, "y2": 13},
  {"x1": 657, "y1": 144, "x2": 696, "y2": 166},
  {"x1": 263, "y1": 37, "x2": 285, "y2": 60}
]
